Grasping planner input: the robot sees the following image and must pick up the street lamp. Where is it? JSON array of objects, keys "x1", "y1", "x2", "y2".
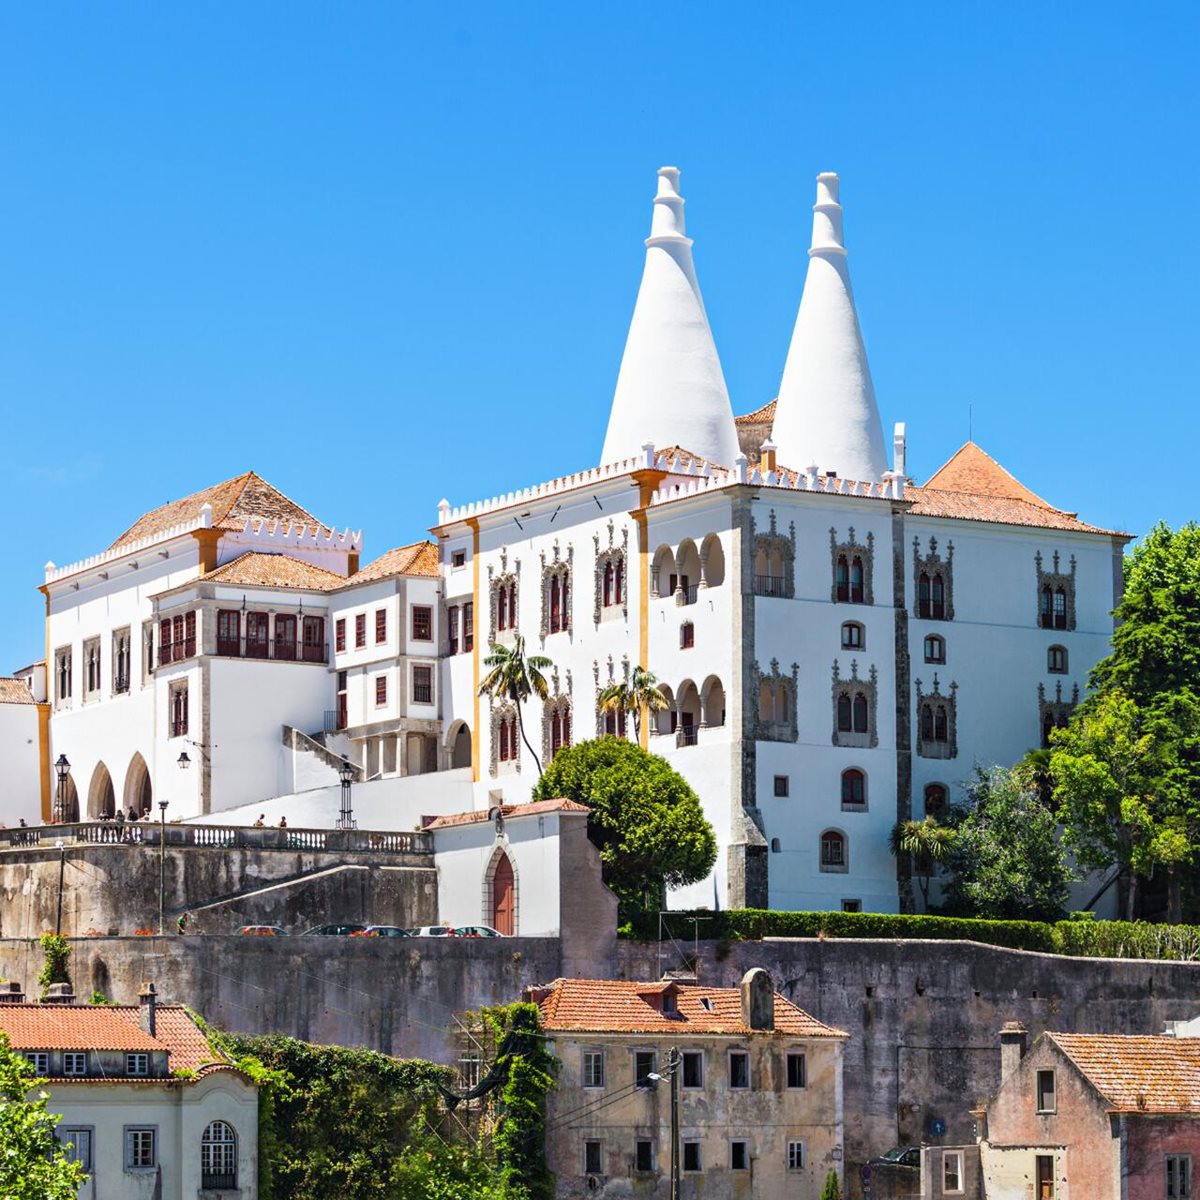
[
  {"x1": 177, "y1": 751, "x2": 191, "y2": 770},
  {"x1": 54, "y1": 755, "x2": 70, "y2": 824},
  {"x1": 337, "y1": 759, "x2": 356, "y2": 830},
  {"x1": 54, "y1": 840, "x2": 65, "y2": 936},
  {"x1": 157, "y1": 800, "x2": 169, "y2": 935}
]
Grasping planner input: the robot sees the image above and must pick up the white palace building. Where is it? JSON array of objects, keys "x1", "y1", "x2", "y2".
[{"x1": 2, "y1": 169, "x2": 1128, "y2": 914}]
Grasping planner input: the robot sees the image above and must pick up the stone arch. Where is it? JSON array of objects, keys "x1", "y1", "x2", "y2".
[
  {"x1": 55, "y1": 773, "x2": 80, "y2": 823},
  {"x1": 654, "y1": 684, "x2": 676, "y2": 736},
  {"x1": 447, "y1": 721, "x2": 472, "y2": 769},
  {"x1": 700, "y1": 533, "x2": 725, "y2": 589},
  {"x1": 701, "y1": 675, "x2": 726, "y2": 728},
  {"x1": 123, "y1": 753, "x2": 153, "y2": 817},
  {"x1": 482, "y1": 843, "x2": 519, "y2": 936},
  {"x1": 675, "y1": 539, "x2": 701, "y2": 600},
  {"x1": 87, "y1": 762, "x2": 116, "y2": 820},
  {"x1": 651, "y1": 545, "x2": 675, "y2": 599}
]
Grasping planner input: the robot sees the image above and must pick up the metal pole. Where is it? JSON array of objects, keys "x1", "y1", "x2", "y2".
[
  {"x1": 158, "y1": 806, "x2": 166, "y2": 935},
  {"x1": 669, "y1": 1046, "x2": 680, "y2": 1200},
  {"x1": 55, "y1": 842, "x2": 65, "y2": 936}
]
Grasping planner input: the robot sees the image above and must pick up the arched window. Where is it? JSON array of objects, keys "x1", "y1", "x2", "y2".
[
  {"x1": 924, "y1": 634, "x2": 945, "y2": 664},
  {"x1": 777, "y1": 684, "x2": 789, "y2": 724},
  {"x1": 1054, "y1": 587, "x2": 1068, "y2": 630},
  {"x1": 837, "y1": 693, "x2": 852, "y2": 732},
  {"x1": 820, "y1": 830, "x2": 847, "y2": 871},
  {"x1": 1039, "y1": 585, "x2": 1053, "y2": 629},
  {"x1": 841, "y1": 769, "x2": 866, "y2": 809},
  {"x1": 931, "y1": 574, "x2": 945, "y2": 620},
  {"x1": 920, "y1": 703, "x2": 934, "y2": 741},
  {"x1": 852, "y1": 693, "x2": 868, "y2": 733},
  {"x1": 1048, "y1": 645, "x2": 1068, "y2": 674},
  {"x1": 603, "y1": 561, "x2": 614, "y2": 608},
  {"x1": 850, "y1": 557, "x2": 865, "y2": 603},
  {"x1": 924, "y1": 783, "x2": 948, "y2": 818},
  {"x1": 934, "y1": 704, "x2": 948, "y2": 742},
  {"x1": 771, "y1": 837, "x2": 781, "y2": 853},
  {"x1": 918, "y1": 572, "x2": 931, "y2": 618},
  {"x1": 201, "y1": 1121, "x2": 237, "y2": 1190},
  {"x1": 842, "y1": 622, "x2": 864, "y2": 651},
  {"x1": 550, "y1": 704, "x2": 571, "y2": 758},
  {"x1": 498, "y1": 586, "x2": 510, "y2": 631},
  {"x1": 836, "y1": 555, "x2": 850, "y2": 602}
]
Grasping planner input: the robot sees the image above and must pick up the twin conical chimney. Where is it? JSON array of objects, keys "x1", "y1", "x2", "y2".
[
  {"x1": 599, "y1": 168, "x2": 740, "y2": 468},
  {"x1": 770, "y1": 173, "x2": 888, "y2": 482}
]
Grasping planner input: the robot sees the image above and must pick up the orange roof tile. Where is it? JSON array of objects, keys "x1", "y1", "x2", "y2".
[
  {"x1": 424, "y1": 798, "x2": 591, "y2": 830},
  {"x1": 735, "y1": 399, "x2": 777, "y2": 425},
  {"x1": 923, "y1": 442, "x2": 1053, "y2": 507},
  {"x1": 350, "y1": 541, "x2": 440, "y2": 585},
  {"x1": 1048, "y1": 1033, "x2": 1200, "y2": 1113},
  {"x1": 906, "y1": 484, "x2": 1125, "y2": 536},
  {"x1": 108, "y1": 472, "x2": 324, "y2": 551},
  {"x1": 537, "y1": 978, "x2": 847, "y2": 1038},
  {"x1": 199, "y1": 551, "x2": 347, "y2": 592},
  {"x1": 0, "y1": 678, "x2": 36, "y2": 705}
]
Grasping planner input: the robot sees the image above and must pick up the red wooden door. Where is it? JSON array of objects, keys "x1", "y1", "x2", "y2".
[{"x1": 492, "y1": 856, "x2": 515, "y2": 936}]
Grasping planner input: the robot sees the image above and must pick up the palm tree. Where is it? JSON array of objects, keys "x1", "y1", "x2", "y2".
[
  {"x1": 890, "y1": 816, "x2": 957, "y2": 910},
  {"x1": 478, "y1": 635, "x2": 553, "y2": 776},
  {"x1": 597, "y1": 666, "x2": 670, "y2": 742}
]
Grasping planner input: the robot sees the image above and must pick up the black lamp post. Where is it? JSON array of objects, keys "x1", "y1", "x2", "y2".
[
  {"x1": 54, "y1": 754, "x2": 70, "y2": 824},
  {"x1": 157, "y1": 800, "x2": 169, "y2": 935},
  {"x1": 337, "y1": 759, "x2": 356, "y2": 830}
]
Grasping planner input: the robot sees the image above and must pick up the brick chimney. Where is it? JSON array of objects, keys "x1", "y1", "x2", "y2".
[
  {"x1": 42, "y1": 982, "x2": 74, "y2": 1004},
  {"x1": 139, "y1": 982, "x2": 158, "y2": 1037},
  {"x1": 740, "y1": 968, "x2": 775, "y2": 1031},
  {"x1": 1000, "y1": 1020, "x2": 1028, "y2": 1082}
]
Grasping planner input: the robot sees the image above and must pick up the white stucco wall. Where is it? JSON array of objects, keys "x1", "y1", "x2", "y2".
[{"x1": 0, "y1": 700, "x2": 42, "y2": 826}]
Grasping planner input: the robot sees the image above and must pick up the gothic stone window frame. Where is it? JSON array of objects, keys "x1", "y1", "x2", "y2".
[
  {"x1": 831, "y1": 528, "x2": 875, "y2": 605},
  {"x1": 541, "y1": 669, "x2": 574, "y2": 764},
  {"x1": 489, "y1": 699, "x2": 521, "y2": 777},
  {"x1": 916, "y1": 674, "x2": 959, "y2": 760},
  {"x1": 1039, "y1": 681, "x2": 1079, "y2": 749},
  {"x1": 753, "y1": 659, "x2": 799, "y2": 743},
  {"x1": 753, "y1": 509, "x2": 797, "y2": 599},
  {"x1": 913, "y1": 536, "x2": 954, "y2": 621},
  {"x1": 487, "y1": 551, "x2": 521, "y2": 644},
  {"x1": 831, "y1": 660, "x2": 879, "y2": 749},
  {"x1": 540, "y1": 543, "x2": 574, "y2": 639},
  {"x1": 593, "y1": 522, "x2": 630, "y2": 626},
  {"x1": 1035, "y1": 550, "x2": 1077, "y2": 632}
]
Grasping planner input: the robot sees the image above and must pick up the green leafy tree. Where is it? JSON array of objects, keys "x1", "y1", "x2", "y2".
[
  {"x1": 889, "y1": 816, "x2": 957, "y2": 910},
  {"x1": 0, "y1": 1033, "x2": 87, "y2": 1199},
  {"x1": 943, "y1": 767, "x2": 1074, "y2": 922},
  {"x1": 597, "y1": 666, "x2": 669, "y2": 741},
  {"x1": 479, "y1": 636, "x2": 553, "y2": 776},
  {"x1": 1051, "y1": 690, "x2": 1196, "y2": 921},
  {"x1": 820, "y1": 1169, "x2": 842, "y2": 1200},
  {"x1": 531, "y1": 738, "x2": 717, "y2": 916}
]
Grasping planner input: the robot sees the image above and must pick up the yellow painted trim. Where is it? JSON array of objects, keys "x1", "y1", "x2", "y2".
[
  {"x1": 37, "y1": 702, "x2": 51, "y2": 822},
  {"x1": 631, "y1": 470, "x2": 667, "y2": 751},
  {"x1": 191, "y1": 529, "x2": 221, "y2": 574},
  {"x1": 467, "y1": 518, "x2": 482, "y2": 782}
]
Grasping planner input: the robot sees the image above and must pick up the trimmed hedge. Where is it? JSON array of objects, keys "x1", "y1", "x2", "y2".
[{"x1": 623, "y1": 909, "x2": 1200, "y2": 961}]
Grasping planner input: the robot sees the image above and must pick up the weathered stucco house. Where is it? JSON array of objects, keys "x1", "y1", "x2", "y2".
[{"x1": 532, "y1": 967, "x2": 847, "y2": 1198}]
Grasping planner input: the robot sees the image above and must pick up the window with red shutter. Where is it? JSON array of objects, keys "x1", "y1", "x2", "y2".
[
  {"x1": 335, "y1": 619, "x2": 346, "y2": 653},
  {"x1": 412, "y1": 666, "x2": 433, "y2": 704},
  {"x1": 246, "y1": 613, "x2": 270, "y2": 658},
  {"x1": 159, "y1": 619, "x2": 172, "y2": 667},
  {"x1": 355, "y1": 614, "x2": 366, "y2": 649},
  {"x1": 463, "y1": 602, "x2": 474, "y2": 652},
  {"x1": 184, "y1": 612, "x2": 196, "y2": 658},
  {"x1": 302, "y1": 617, "x2": 324, "y2": 662},
  {"x1": 448, "y1": 606, "x2": 459, "y2": 655},
  {"x1": 375, "y1": 675, "x2": 387, "y2": 706},
  {"x1": 412, "y1": 606, "x2": 433, "y2": 641},
  {"x1": 275, "y1": 615, "x2": 297, "y2": 661},
  {"x1": 375, "y1": 609, "x2": 387, "y2": 644},
  {"x1": 217, "y1": 610, "x2": 241, "y2": 657}
]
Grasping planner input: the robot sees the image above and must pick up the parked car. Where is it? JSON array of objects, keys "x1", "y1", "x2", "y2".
[
  {"x1": 301, "y1": 923, "x2": 370, "y2": 936},
  {"x1": 237, "y1": 925, "x2": 288, "y2": 936},
  {"x1": 869, "y1": 1146, "x2": 921, "y2": 1169},
  {"x1": 358, "y1": 925, "x2": 410, "y2": 938},
  {"x1": 406, "y1": 925, "x2": 455, "y2": 937},
  {"x1": 451, "y1": 926, "x2": 506, "y2": 938}
]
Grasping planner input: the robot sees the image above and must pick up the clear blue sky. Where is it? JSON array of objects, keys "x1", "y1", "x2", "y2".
[{"x1": 1, "y1": 3, "x2": 1197, "y2": 672}]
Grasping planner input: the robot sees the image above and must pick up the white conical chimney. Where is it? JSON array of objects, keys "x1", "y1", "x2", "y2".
[
  {"x1": 771, "y1": 173, "x2": 888, "y2": 482},
  {"x1": 600, "y1": 167, "x2": 740, "y2": 468}
]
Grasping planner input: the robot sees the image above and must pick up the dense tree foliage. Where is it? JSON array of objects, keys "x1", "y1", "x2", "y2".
[
  {"x1": 531, "y1": 738, "x2": 717, "y2": 915},
  {"x1": 889, "y1": 816, "x2": 956, "y2": 910},
  {"x1": 943, "y1": 767, "x2": 1074, "y2": 922},
  {"x1": 1049, "y1": 524, "x2": 1200, "y2": 920},
  {"x1": 0, "y1": 1034, "x2": 87, "y2": 1200}
]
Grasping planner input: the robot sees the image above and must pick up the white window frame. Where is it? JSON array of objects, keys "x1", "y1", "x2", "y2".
[
  {"x1": 60, "y1": 1127, "x2": 93, "y2": 1171},
  {"x1": 124, "y1": 1126, "x2": 157, "y2": 1170},
  {"x1": 943, "y1": 1148, "x2": 965, "y2": 1194},
  {"x1": 1036, "y1": 1068, "x2": 1057, "y2": 1114},
  {"x1": 25, "y1": 1052, "x2": 49, "y2": 1074},
  {"x1": 62, "y1": 1051, "x2": 87, "y2": 1076},
  {"x1": 582, "y1": 1049, "x2": 605, "y2": 1090},
  {"x1": 126, "y1": 1053, "x2": 149, "y2": 1077},
  {"x1": 787, "y1": 1140, "x2": 805, "y2": 1171}
]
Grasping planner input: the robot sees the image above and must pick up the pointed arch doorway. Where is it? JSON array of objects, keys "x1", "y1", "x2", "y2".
[{"x1": 491, "y1": 854, "x2": 515, "y2": 936}]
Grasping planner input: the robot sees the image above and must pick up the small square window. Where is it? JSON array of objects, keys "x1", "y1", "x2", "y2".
[
  {"x1": 682, "y1": 1050, "x2": 703, "y2": 1088},
  {"x1": 680, "y1": 622, "x2": 695, "y2": 649},
  {"x1": 841, "y1": 622, "x2": 864, "y2": 650},
  {"x1": 412, "y1": 665, "x2": 433, "y2": 704},
  {"x1": 729, "y1": 1050, "x2": 750, "y2": 1089},
  {"x1": 583, "y1": 1139, "x2": 602, "y2": 1175},
  {"x1": 635, "y1": 1139, "x2": 655, "y2": 1173},
  {"x1": 730, "y1": 1140, "x2": 749, "y2": 1171},
  {"x1": 774, "y1": 775, "x2": 789, "y2": 798},
  {"x1": 125, "y1": 1127, "x2": 156, "y2": 1169},
  {"x1": 61, "y1": 1128, "x2": 92, "y2": 1171},
  {"x1": 787, "y1": 1140, "x2": 805, "y2": 1170},
  {"x1": 375, "y1": 675, "x2": 388, "y2": 706},
  {"x1": 25, "y1": 1052, "x2": 49, "y2": 1075},
  {"x1": 842, "y1": 899, "x2": 862, "y2": 913},
  {"x1": 683, "y1": 1140, "x2": 702, "y2": 1172},
  {"x1": 1167, "y1": 1154, "x2": 1192, "y2": 1200},
  {"x1": 582, "y1": 1050, "x2": 605, "y2": 1089},
  {"x1": 375, "y1": 609, "x2": 387, "y2": 644},
  {"x1": 452, "y1": 550, "x2": 466, "y2": 569},
  {"x1": 786, "y1": 1052, "x2": 806, "y2": 1088},
  {"x1": 355, "y1": 613, "x2": 367, "y2": 649},
  {"x1": 661, "y1": 991, "x2": 678, "y2": 1014},
  {"x1": 63, "y1": 1052, "x2": 87, "y2": 1076},
  {"x1": 412, "y1": 606, "x2": 433, "y2": 641},
  {"x1": 1036, "y1": 1068, "x2": 1056, "y2": 1113},
  {"x1": 943, "y1": 1149, "x2": 964, "y2": 1194},
  {"x1": 126, "y1": 1053, "x2": 149, "y2": 1077},
  {"x1": 634, "y1": 1051, "x2": 656, "y2": 1089}
]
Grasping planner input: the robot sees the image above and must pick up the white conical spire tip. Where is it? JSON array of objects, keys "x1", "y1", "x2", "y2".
[{"x1": 648, "y1": 165, "x2": 688, "y2": 244}]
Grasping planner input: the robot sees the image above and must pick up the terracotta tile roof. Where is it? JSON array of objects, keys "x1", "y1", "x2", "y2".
[
  {"x1": 424, "y1": 798, "x2": 591, "y2": 830},
  {"x1": 537, "y1": 978, "x2": 847, "y2": 1038},
  {"x1": 0, "y1": 678, "x2": 36, "y2": 705},
  {"x1": 1048, "y1": 1033, "x2": 1200, "y2": 1113},
  {"x1": 923, "y1": 442, "x2": 1054, "y2": 507},
  {"x1": 0, "y1": 1003, "x2": 229, "y2": 1077},
  {"x1": 108, "y1": 472, "x2": 324, "y2": 551},
  {"x1": 906, "y1": 484, "x2": 1124, "y2": 536},
  {"x1": 350, "y1": 541, "x2": 440, "y2": 585},
  {"x1": 199, "y1": 551, "x2": 347, "y2": 592},
  {"x1": 735, "y1": 398, "x2": 777, "y2": 425}
]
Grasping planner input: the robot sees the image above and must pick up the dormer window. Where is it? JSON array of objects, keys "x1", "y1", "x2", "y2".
[
  {"x1": 63, "y1": 1052, "x2": 87, "y2": 1076},
  {"x1": 662, "y1": 991, "x2": 678, "y2": 1015},
  {"x1": 126, "y1": 1053, "x2": 149, "y2": 1077}
]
